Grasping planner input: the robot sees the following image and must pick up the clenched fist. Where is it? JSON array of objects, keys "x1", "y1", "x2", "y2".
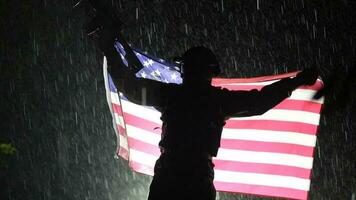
[{"x1": 295, "y1": 68, "x2": 318, "y2": 86}]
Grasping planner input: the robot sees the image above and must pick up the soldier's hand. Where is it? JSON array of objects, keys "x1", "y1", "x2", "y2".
[
  {"x1": 85, "y1": 13, "x2": 119, "y2": 56},
  {"x1": 296, "y1": 68, "x2": 318, "y2": 86}
]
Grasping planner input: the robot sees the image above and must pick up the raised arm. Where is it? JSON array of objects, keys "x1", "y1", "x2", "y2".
[
  {"x1": 221, "y1": 69, "x2": 318, "y2": 118},
  {"x1": 90, "y1": 18, "x2": 168, "y2": 107}
]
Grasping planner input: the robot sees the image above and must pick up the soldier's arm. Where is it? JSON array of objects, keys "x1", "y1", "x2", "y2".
[
  {"x1": 100, "y1": 29, "x2": 168, "y2": 107},
  {"x1": 222, "y1": 69, "x2": 318, "y2": 118}
]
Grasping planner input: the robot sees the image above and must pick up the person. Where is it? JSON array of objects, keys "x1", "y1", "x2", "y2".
[{"x1": 88, "y1": 19, "x2": 318, "y2": 200}]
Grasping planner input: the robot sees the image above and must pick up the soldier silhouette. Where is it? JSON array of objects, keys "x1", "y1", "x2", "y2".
[{"x1": 87, "y1": 16, "x2": 318, "y2": 200}]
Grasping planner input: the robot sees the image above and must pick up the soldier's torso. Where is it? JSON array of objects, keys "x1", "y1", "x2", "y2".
[{"x1": 159, "y1": 85, "x2": 226, "y2": 157}]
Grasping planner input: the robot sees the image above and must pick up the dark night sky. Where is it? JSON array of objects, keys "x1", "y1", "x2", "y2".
[{"x1": 1, "y1": 0, "x2": 355, "y2": 199}]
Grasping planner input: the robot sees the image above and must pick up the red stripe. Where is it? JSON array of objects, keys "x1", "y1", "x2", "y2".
[
  {"x1": 122, "y1": 112, "x2": 162, "y2": 134},
  {"x1": 213, "y1": 160, "x2": 311, "y2": 179},
  {"x1": 214, "y1": 181, "x2": 308, "y2": 200},
  {"x1": 127, "y1": 137, "x2": 161, "y2": 156},
  {"x1": 212, "y1": 71, "x2": 300, "y2": 84},
  {"x1": 112, "y1": 103, "x2": 123, "y2": 115},
  {"x1": 115, "y1": 124, "x2": 126, "y2": 135},
  {"x1": 225, "y1": 120, "x2": 318, "y2": 135},
  {"x1": 273, "y1": 99, "x2": 322, "y2": 113},
  {"x1": 117, "y1": 147, "x2": 129, "y2": 160},
  {"x1": 220, "y1": 139, "x2": 314, "y2": 156},
  {"x1": 215, "y1": 81, "x2": 323, "y2": 91}
]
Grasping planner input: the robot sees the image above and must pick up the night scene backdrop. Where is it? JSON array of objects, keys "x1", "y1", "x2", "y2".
[{"x1": 1, "y1": 0, "x2": 355, "y2": 199}]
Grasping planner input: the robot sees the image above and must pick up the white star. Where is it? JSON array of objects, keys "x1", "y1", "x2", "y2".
[
  {"x1": 143, "y1": 60, "x2": 150, "y2": 67},
  {"x1": 171, "y1": 73, "x2": 178, "y2": 80},
  {"x1": 140, "y1": 71, "x2": 147, "y2": 78},
  {"x1": 147, "y1": 59, "x2": 154, "y2": 66},
  {"x1": 150, "y1": 71, "x2": 157, "y2": 77},
  {"x1": 154, "y1": 69, "x2": 161, "y2": 76}
]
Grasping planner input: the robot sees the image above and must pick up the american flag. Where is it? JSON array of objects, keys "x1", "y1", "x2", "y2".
[{"x1": 103, "y1": 42, "x2": 324, "y2": 200}]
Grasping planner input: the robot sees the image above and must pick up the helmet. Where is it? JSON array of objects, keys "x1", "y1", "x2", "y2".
[{"x1": 182, "y1": 46, "x2": 220, "y2": 77}]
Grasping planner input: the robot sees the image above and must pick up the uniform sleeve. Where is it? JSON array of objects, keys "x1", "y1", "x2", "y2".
[{"x1": 221, "y1": 77, "x2": 300, "y2": 118}]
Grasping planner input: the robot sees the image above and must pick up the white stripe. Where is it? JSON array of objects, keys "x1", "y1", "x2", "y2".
[
  {"x1": 231, "y1": 109, "x2": 321, "y2": 125},
  {"x1": 126, "y1": 125, "x2": 161, "y2": 146},
  {"x1": 290, "y1": 89, "x2": 324, "y2": 104},
  {"x1": 110, "y1": 92, "x2": 121, "y2": 105},
  {"x1": 114, "y1": 113, "x2": 125, "y2": 127},
  {"x1": 214, "y1": 169, "x2": 310, "y2": 191},
  {"x1": 129, "y1": 149, "x2": 158, "y2": 167},
  {"x1": 222, "y1": 129, "x2": 317, "y2": 147},
  {"x1": 118, "y1": 134, "x2": 129, "y2": 150},
  {"x1": 121, "y1": 99, "x2": 162, "y2": 124},
  {"x1": 216, "y1": 148, "x2": 313, "y2": 169}
]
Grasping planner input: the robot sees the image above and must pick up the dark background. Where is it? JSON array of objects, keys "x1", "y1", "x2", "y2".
[{"x1": 1, "y1": 0, "x2": 355, "y2": 199}]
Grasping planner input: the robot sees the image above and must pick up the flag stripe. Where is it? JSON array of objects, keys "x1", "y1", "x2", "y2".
[
  {"x1": 232, "y1": 109, "x2": 321, "y2": 125},
  {"x1": 213, "y1": 160, "x2": 311, "y2": 179},
  {"x1": 214, "y1": 169, "x2": 310, "y2": 191},
  {"x1": 130, "y1": 160, "x2": 154, "y2": 175},
  {"x1": 271, "y1": 99, "x2": 322, "y2": 113},
  {"x1": 127, "y1": 136, "x2": 160, "y2": 156},
  {"x1": 213, "y1": 181, "x2": 308, "y2": 200},
  {"x1": 217, "y1": 148, "x2": 313, "y2": 169},
  {"x1": 220, "y1": 139, "x2": 314, "y2": 157},
  {"x1": 216, "y1": 81, "x2": 323, "y2": 91},
  {"x1": 225, "y1": 120, "x2": 318, "y2": 135},
  {"x1": 117, "y1": 146, "x2": 129, "y2": 160},
  {"x1": 222, "y1": 129, "x2": 316, "y2": 147}
]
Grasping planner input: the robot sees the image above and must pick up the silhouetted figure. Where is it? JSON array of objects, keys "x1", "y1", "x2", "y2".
[{"x1": 88, "y1": 19, "x2": 318, "y2": 200}]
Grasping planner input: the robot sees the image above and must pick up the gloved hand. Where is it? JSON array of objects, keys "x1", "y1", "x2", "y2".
[
  {"x1": 82, "y1": 0, "x2": 122, "y2": 56},
  {"x1": 295, "y1": 68, "x2": 318, "y2": 86},
  {"x1": 85, "y1": 13, "x2": 119, "y2": 56}
]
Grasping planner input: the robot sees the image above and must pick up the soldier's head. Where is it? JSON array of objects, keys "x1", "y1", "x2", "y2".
[{"x1": 181, "y1": 46, "x2": 220, "y2": 86}]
